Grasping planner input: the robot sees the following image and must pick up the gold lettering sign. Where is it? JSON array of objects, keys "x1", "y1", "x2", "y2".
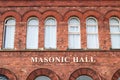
[{"x1": 31, "y1": 56, "x2": 96, "y2": 63}]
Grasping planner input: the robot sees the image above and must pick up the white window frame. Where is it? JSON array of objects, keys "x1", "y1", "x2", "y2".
[
  {"x1": 3, "y1": 17, "x2": 16, "y2": 49},
  {"x1": 44, "y1": 17, "x2": 57, "y2": 49},
  {"x1": 76, "y1": 75, "x2": 93, "y2": 80},
  {"x1": 26, "y1": 17, "x2": 39, "y2": 49},
  {"x1": 35, "y1": 76, "x2": 51, "y2": 80},
  {"x1": 86, "y1": 17, "x2": 99, "y2": 49},
  {"x1": 110, "y1": 17, "x2": 120, "y2": 49},
  {"x1": 68, "y1": 17, "x2": 81, "y2": 49}
]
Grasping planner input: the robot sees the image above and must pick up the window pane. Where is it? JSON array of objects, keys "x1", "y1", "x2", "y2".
[
  {"x1": 111, "y1": 34, "x2": 120, "y2": 48},
  {"x1": 87, "y1": 25, "x2": 97, "y2": 33},
  {"x1": 45, "y1": 18, "x2": 56, "y2": 49},
  {"x1": 87, "y1": 34, "x2": 99, "y2": 49},
  {"x1": 28, "y1": 19, "x2": 39, "y2": 25},
  {"x1": 35, "y1": 76, "x2": 51, "y2": 80},
  {"x1": 69, "y1": 26, "x2": 79, "y2": 32},
  {"x1": 5, "y1": 19, "x2": 15, "y2": 25},
  {"x1": 0, "y1": 75, "x2": 8, "y2": 80},
  {"x1": 26, "y1": 18, "x2": 39, "y2": 49},
  {"x1": 110, "y1": 26, "x2": 120, "y2": 33},
  {"x1": 87, "y1": 18, "x2": 96, "y2": 25},
  {"x1": 110, "y1": 18, "x2": 119, "y2": 25},
  {"x1": 76, "y1": 75, "x2": 93, "y2": 80},
  {"x1": 69, "y1": 18, "x2": 79, "y2": 25},
  {"x1": 4, "y1": 18, "x2": 15, "y2": 49},
  {"x1": 68, "y1": 17, "x2": 81, "y2": 49},
  {"x1": 69, "y1": 34, "x2": 80, "y2": 49},
  {"x1": 45, "y1": 18, "x2": 56, "y2": 25}
]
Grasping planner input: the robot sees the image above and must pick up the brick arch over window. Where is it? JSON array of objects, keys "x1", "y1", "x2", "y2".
[
  {"x1": 112, "y1": 69, "x2": 120, "y2": 80},
  {"x1": 1, "y1": 11, "x2": 21, "y2": 22},
  {"x1": 69, "y1": 68, "x2": 101, "y2": 80},
  {"x1": 63, "y1": 10, "x2": 83, "y2": 22},
  {"x1": 0, "y1": 68, "x2": 17, "y2": 80},
  {"x1": 104, "y1": 10, "x2": 120, "y2": 21},
  {"x1": 83, "y1": 10, "x2": 101, "y2": 20},
  {"x1": 22, "y1": 10, "x2": 41, "y2": 22},
  {"x1": 42, "y1": 10, "x2": 62, "y2": 22},
  {"x1": 103, "y1": 10, "x2": 120, "y2": 50},
  {"x1": 26, "y1": 68, "x2": 60, "y2": 80}
]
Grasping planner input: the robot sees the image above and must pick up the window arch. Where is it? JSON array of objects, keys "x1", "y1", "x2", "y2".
[
  {"x1": 3, "y1": 17, "x2": 16, "y2": 49},
  {"x1": 0, "y1": 74, "x2": 8, "y2": 80},
  {"x1": 110, "y1": 17, "x2": 120, "y2": 49},
  {"x1": 26, "y1": 17, "x2": 39, "y2": 49},
  {"x1": 76, "y1": 75, "x2": 93, "y2": 80},
  {"x1": 44, "y1": 17, "x2": 57, "y2": 49},
  {"x1": 68, "y1": 17, "x2": 81, "y2": 49},
  {"x1": 26, "y1": 68, "x2": 59, "y2": 80},
  {"x1": 86, "y1": 17, "x2": 99, "y2": 49},
  {"x1": 112, "y1": 69, "x2": 120, "y2": 80},
  {"x1": 69, "y1": 68, "x2": 101, "y2": 80},
  {"x1": 35, "y1": 76, "x2": 51, "y2": 80}
]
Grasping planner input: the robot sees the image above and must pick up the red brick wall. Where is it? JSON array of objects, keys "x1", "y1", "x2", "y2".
[
  {"x1": 0, "y1": 51, "x2": 120, "y2": 80},
  {"x1": 0, "y1": 0, "x2": 119, "y2": 80}
]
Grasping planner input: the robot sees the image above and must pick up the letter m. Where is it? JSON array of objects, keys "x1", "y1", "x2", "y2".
[{"x1": 31, "y1": 57, "x2": 38, "y2": 62}]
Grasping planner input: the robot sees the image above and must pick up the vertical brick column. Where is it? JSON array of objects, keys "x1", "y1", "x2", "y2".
[
  {"x1": 0, "y1": 21, "x2": 3, "y2": 49},
  {"x1": 15, "y1": 22, "x2": 26, "y2": 50},
  {"x1": 81, "y1": 18, "x2": 87, "y2": 50},
  {"x1": 98, "y1": 17, "x2": 105, "y2": 50},
  {"x1": 103, "y1": 18, "x2": 111, "y2": 50},
  {"x1": 39, "y1": 20, "x2": 44, "y2": 50},
  {"x1": 57, "y1": 21, "x2": 68, "y2": 50}
]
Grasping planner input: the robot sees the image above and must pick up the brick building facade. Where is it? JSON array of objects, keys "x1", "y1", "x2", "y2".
[{"x1": 0, "y1": 0, "x2": 120, "y2": 80}]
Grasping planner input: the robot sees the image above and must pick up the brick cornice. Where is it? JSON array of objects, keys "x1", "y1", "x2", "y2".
[{"x1": 0, "y1": 1, "x2": 120, "y2": 7}]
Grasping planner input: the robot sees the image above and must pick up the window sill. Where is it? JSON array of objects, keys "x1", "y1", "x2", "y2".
[
  {"x1": 2, "y1": 48, "x2": 15, "y2": 50},
  {"x1": 86, "y1": 48, "x2": 100, "y2": 50},
  {"x1": 44, "y1": 48, "x2": 58, "y2": 51},
  {"x1": 67, "y1": 48, "x2": 84, "y2": 51},
  {"x1": 67, "y1": 48, "x2": 102, "y2": 51},
  {"x1": 110, "y1": 48, "x2": 120, "y2": 50}
]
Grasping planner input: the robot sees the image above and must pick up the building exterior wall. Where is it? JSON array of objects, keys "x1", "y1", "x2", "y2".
[{"x1": 0, "y1": 0, "x2": 120, "y2": 80}]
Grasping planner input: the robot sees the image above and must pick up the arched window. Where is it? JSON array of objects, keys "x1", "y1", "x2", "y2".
[
  {"x1": 3, "y1": 18, "x2": 16, "y2": 49},
  {"x1": 68, "y1": 17, "x2": 81, "y2": 49},
  {"x1": 44, "y1": 17, "x2": 57, "y2": 49},
  {"x1": 76, "y1": 75, "x2": 93, "y2": 80},
  {"x1": 0, "y1": 74, "x2": 8, "y2": 80},
  {"x1": 86, "y1": 17, "x2": 99, "y2": 49},
  {"x1": 110, "y1": 17, "x2": 120, "y2": 49},
  {"x1": 26, "y1": 17, "x2": 39, "y2": 49},
  {"x1": 35, "y1": 76, "x2": 51, "y2": 80}
]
